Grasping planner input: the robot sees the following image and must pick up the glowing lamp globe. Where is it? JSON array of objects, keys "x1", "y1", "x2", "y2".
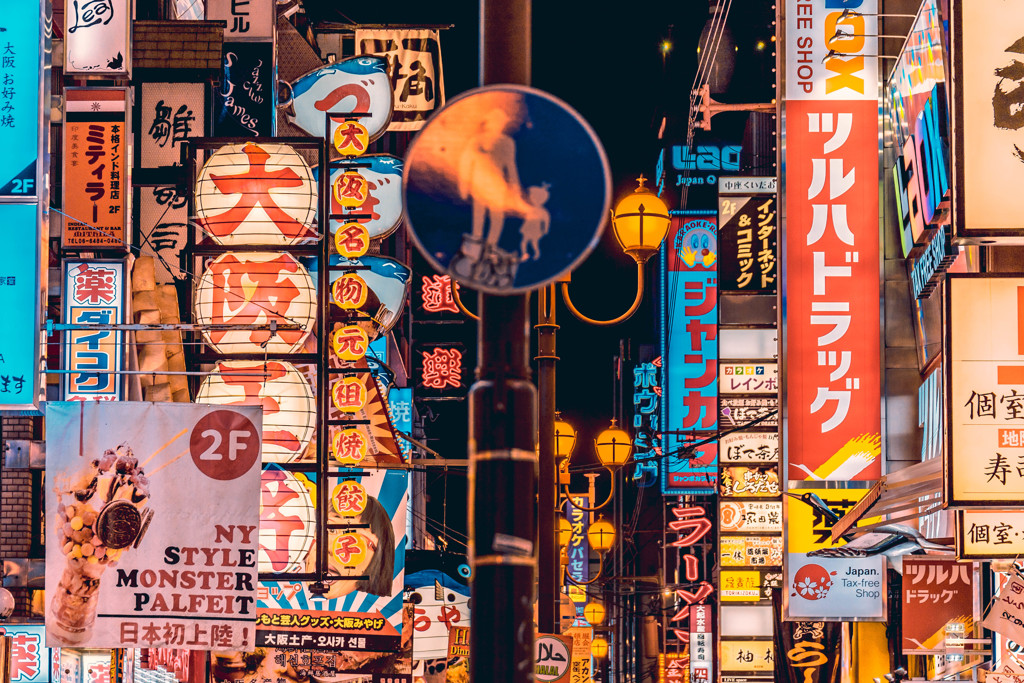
[
  {"x1": 584, "y1": 601, "x2": 607, "y2": 625},
  {"x1": 588, "y1": 517, "x2": 616, "y2": 552},
  {"x1": 553, "y1": 412, "x2": 577, "y2": 461},
  {"x1": 611, "y1": 175, "x2": 670, "y2": 264},
  {"x1": 558, "y1": 516, "x2": 573, "y2": 547},
  {"x1": 195, "y1": 142, "x2": 318, "y2": 246},
  {"x1": 594, "y1": 419, "x2": 633, "y2": 468},
  {"x1": 591, "y1": 636, "x2": 609, "y2": 659},
  {"x1": 196, "y1": 361, "x2": 316, "y2": 464}
]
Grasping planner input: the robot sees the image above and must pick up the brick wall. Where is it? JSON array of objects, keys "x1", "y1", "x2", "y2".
[
  {"x1": 1, "y1": 416, "x2": 40, "y2": 619},
  {"x1": 133, "y1": 21, "x2": 224, "y2": 71}
]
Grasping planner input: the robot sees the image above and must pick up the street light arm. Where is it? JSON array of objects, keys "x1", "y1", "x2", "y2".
[
  {"x1": 560, "y1": 259, "x2": 645, "y2": 326},
  {"x1": 563, "y1": 553, "x2": 605, "y2": 586},
  {"x1": 561, "y1": 471, "x2": 615, "y2": 511},
  {"x1": 450, "y1": 280, "x2": 480, "y2": 321}
]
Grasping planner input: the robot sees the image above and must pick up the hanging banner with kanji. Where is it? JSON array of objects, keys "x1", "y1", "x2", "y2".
[
  {"x1": 139, "y1": 83, "x2": 205, "y2": 169},
  {"x1": 784, "y1": 0, "x2": 881, "y2": 482},
  {"x1": 901, "y1": 557, "x2": 974, "y2": 654},
  {"x1": 354, "y1": 29, "x2": 445, "y2": 131},
  {"x1": 63, "y1": 88, "x2": 129, "y2": 249},
  {"x1": 62, "y1": 259, "x2": 127, "y2": 402},
  {"x1": 948, "y1": 276, "x2": 1024, "y2": 505},
  {"x1": 45, "y1": 401, "x2": 263, "y2": 648}
]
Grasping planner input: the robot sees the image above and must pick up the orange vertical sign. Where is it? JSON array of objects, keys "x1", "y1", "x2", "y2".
[{"x1": 62, "y1": 89, "x2": 129, "y2": 249}]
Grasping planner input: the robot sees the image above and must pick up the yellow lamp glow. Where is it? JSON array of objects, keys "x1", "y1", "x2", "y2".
[
  {"x1": 611, "y1": 175, "x2": 671, "y2": 264},
  {"x1": 591, "y1": 636, "x2": 609, "y2": 659},
  {"x1": 584, "y1": 601, "x2": 606, "y2": 625},
  {"x1": 588, "y1": 517, "x2": 616, "y2": 552},
  {"x1": 554, "y1": 412, "x2": 577, "y2": 460},
  {"x1": 594, "y1": 419, "x2": 633, "y2": 468},
  {"x1": 558, "y1": 516, "x2": 573, "y2": 547}
]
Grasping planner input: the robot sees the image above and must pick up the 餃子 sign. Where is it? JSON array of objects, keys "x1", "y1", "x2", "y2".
[{"x1": 45, "y1": 402, "x2": 262, "y2": 648}]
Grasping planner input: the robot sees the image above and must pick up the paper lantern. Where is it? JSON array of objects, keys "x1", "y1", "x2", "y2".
[
  {"x1": 196, "y1": 361, "x2": 316, "y2": 464},
  {"x1": 259, "y1": 469, "x2": 316, "y2": 573},
  {"x1": 195, "y1": 142, "x2": 317, "y2": 246},
  {"x1": 328, "y1": 255, "x2": 411, "y2": 340},
  {"x1": 331, "y1": 532, "x2": 369, "y2": 570},
  {"x1": 332, "y1": 325, "x2": 369, "y2": 361},
  {"x1": 334, "y1": 222, "x2": 370, "y2": 258},
  {"x1": 195, "y1": 251, "x2": 316, "y2": 354},
  {"x1": 333, "y1": 120, "x2": 369, "y2": 156},
  {"x1": 332, "y1": 376, "x2": 367, "y2": 413},
  {"x1": 584, "y1": 601, "x2": 606, "y2": 625},
  {"x1": 332, "y1": 428, "x2": 369, "y2": 464},
  {"x1": 331, "y1": 480, "x2": 367, "y2": 517},
  {"x1": 591, "y1": 636, "x2": 609, "y2": 659},
  {"x1": 332, "y1": 273, "x2": 369, "y2": 309}
]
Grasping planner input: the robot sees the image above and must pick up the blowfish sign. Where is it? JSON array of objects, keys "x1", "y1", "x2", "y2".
[
  {"x1": 784, "y1": 0, "x2": 881, "y2": 482},
  {"x1": 283, "y1": 56, "x2": 394, "y2": 141}
]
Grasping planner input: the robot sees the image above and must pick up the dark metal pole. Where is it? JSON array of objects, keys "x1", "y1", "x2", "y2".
[
  {"x1": 470, "y1": 7, "x2": 535, "y2": 681},
  {"x1": 536, "y1": 284, "x2": 559, "y2": 633},
  {"x1": 469, "y1": 294, "x2": 537, "y2": 682}
]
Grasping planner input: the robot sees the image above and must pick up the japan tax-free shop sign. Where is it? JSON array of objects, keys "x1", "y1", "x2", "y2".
[
  {"x1": 45, "y1": 402, "x2": 262, "y2": 648},
  {"x1": 947, "y1": 276, "x2": 1024, "y2": 505}
]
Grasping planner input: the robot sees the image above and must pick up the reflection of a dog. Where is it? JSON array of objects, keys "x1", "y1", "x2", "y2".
[{"x1": 519, "y1": 184, "x2": 550, "y2": 262}]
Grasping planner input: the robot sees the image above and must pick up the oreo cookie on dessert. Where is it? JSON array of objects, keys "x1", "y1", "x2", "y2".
[{"x1": 96, "y1": 499, "x2": 142, "y2": 549}]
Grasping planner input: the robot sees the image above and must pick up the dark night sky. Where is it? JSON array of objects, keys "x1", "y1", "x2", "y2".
[{"x1": 303, "y1": 0, "x2": 775, "y2": 545}]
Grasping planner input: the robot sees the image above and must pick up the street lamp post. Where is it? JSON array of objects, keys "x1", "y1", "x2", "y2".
[{"x1": 536, "y1": 176, "x2": 670, "y2": 634}]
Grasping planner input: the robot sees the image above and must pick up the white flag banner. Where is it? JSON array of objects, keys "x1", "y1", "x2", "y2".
[
  {"x1": 983, "y1": 573, "x2": 1024, "y2": 647},
  {"x1": 355, "y1": 29, "x2": 445, "y2": 131}
]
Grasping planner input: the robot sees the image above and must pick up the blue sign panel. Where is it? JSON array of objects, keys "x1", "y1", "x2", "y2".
[
  {"x1": 661, "y1": 215, "x2": 719, "y2": 495},
  {"x1": 0, "y1": 624, "x2": 52, "y2": 683},
  {"x1": 0, "y1": 203, "x2": 43, "y2": 412},
  {"x1": 0, "y1": 0, "x2": 45, "y2": 197},
  {"x1": 285, "y1": 56, "x2": 393, "y2": 141},
  {"x1": 404, "y1": 84, "x2": 610, "y2": 294}
]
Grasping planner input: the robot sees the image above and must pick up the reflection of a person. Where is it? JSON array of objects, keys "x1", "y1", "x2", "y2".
[
  {"x1": 307, "y1": 495, "x2": 395, "y2": 600},
  {"x1": 457, "y1": 109, "x2": 523, "y2": 246}
]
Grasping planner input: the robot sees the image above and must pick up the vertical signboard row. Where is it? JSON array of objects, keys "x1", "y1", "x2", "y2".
[
  {"x1": 715, "y1": 182, "x2": 780, "y2": 682},
  {"x1": 782, "y1": 0, "x2": 886, "y2": 624}
]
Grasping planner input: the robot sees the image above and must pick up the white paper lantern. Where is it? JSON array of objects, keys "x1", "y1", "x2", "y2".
[
  {"x1": 196, "y1": 361, "x2": 316, "y2": 464},
  {"x1": 195, "y1": 142, "x2": 317, "y2": 246},
  {"x1": 194, "y1": 251, "x2": 316, "y2": 354}
]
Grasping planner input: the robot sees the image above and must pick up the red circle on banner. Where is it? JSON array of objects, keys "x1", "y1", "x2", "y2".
[{"x1": 190, "y1": 410, "x2": 261, "y2": 480}]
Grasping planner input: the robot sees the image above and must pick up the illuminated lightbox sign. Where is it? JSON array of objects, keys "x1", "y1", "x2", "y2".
[
  {"x1": 720, "y1": 432, "x2": 778, "y2": 463},
  {"x1": 957, "y1": 510, "x2": 1024, "y2": 559},
  {"x1": 720, "y1": 500, "x2": 782, "y2": 534},
  {"x1": 720, "y1": 363, "x2": 778, "y2": 395},
  {"x1": 62, "y1": 260, "x2": 127, "y2": 402},
  {"x1": 947, "y1": 276, "x2": 1024, "y2": 505}
]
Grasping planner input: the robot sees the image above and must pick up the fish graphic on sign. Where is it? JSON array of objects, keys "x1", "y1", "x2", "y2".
[
  {"x1": 282, "y1": 56, "x2": 394, "y2": 140},
  {"x1": 320, "y1": 155, "x2": 404, "y2": 241}
]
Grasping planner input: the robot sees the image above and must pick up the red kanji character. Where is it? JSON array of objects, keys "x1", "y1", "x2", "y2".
[
  {"x1": 331, "y1": 533, "x2": 364, "y2": 566},
  {"x1": 218, "y1": 362, "x2": 302, "y2": 454},
  {"x1": 260, "y1": 469, "x2": 310, "y2": 572},
  {"x1": 332, "y1": 429, "x2": 367, "y2": 463},
  {"x1": 200, "y1": 142, "x2": 314, "y2": 241},
  {"x1": 421, "y1": 348, "x2": 463, "y2": 390},
  {"x1": 8, "y1": 632, "x2": 40, "y2": 682},
  {"x1": 334, "y1": 122, "x2": 366, "y2": 154},
  {"x1": 205, "y1": 254, "x2": 306, "y2": 347},
  {"x1": 332, "y1": 325, "x2": 368, "y2": 360},
  {"x1": 332, "y1": 377, "x2": 366, "y2": 412},
  {"x1": 332, "y1": 274, "x2": 367, "y2": 309},
  {"x1": 332, "y1": 480, "x2": 366, "y2": 516},
  {"x1": 73, "y1": 266, "x2": 118, "y2": 305},
  {"x1": 334, "y1": 172, "x2": 367, "y2": 208},
  {"x1": 88, "y1": 663, "x2": 110, "y2": 683},
  {"x1": 421, "y1": 274, "x2": 460, "y2": 314},
  {"x1": 334, "y1": 222, "x2": 369, "y2": 258}
]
